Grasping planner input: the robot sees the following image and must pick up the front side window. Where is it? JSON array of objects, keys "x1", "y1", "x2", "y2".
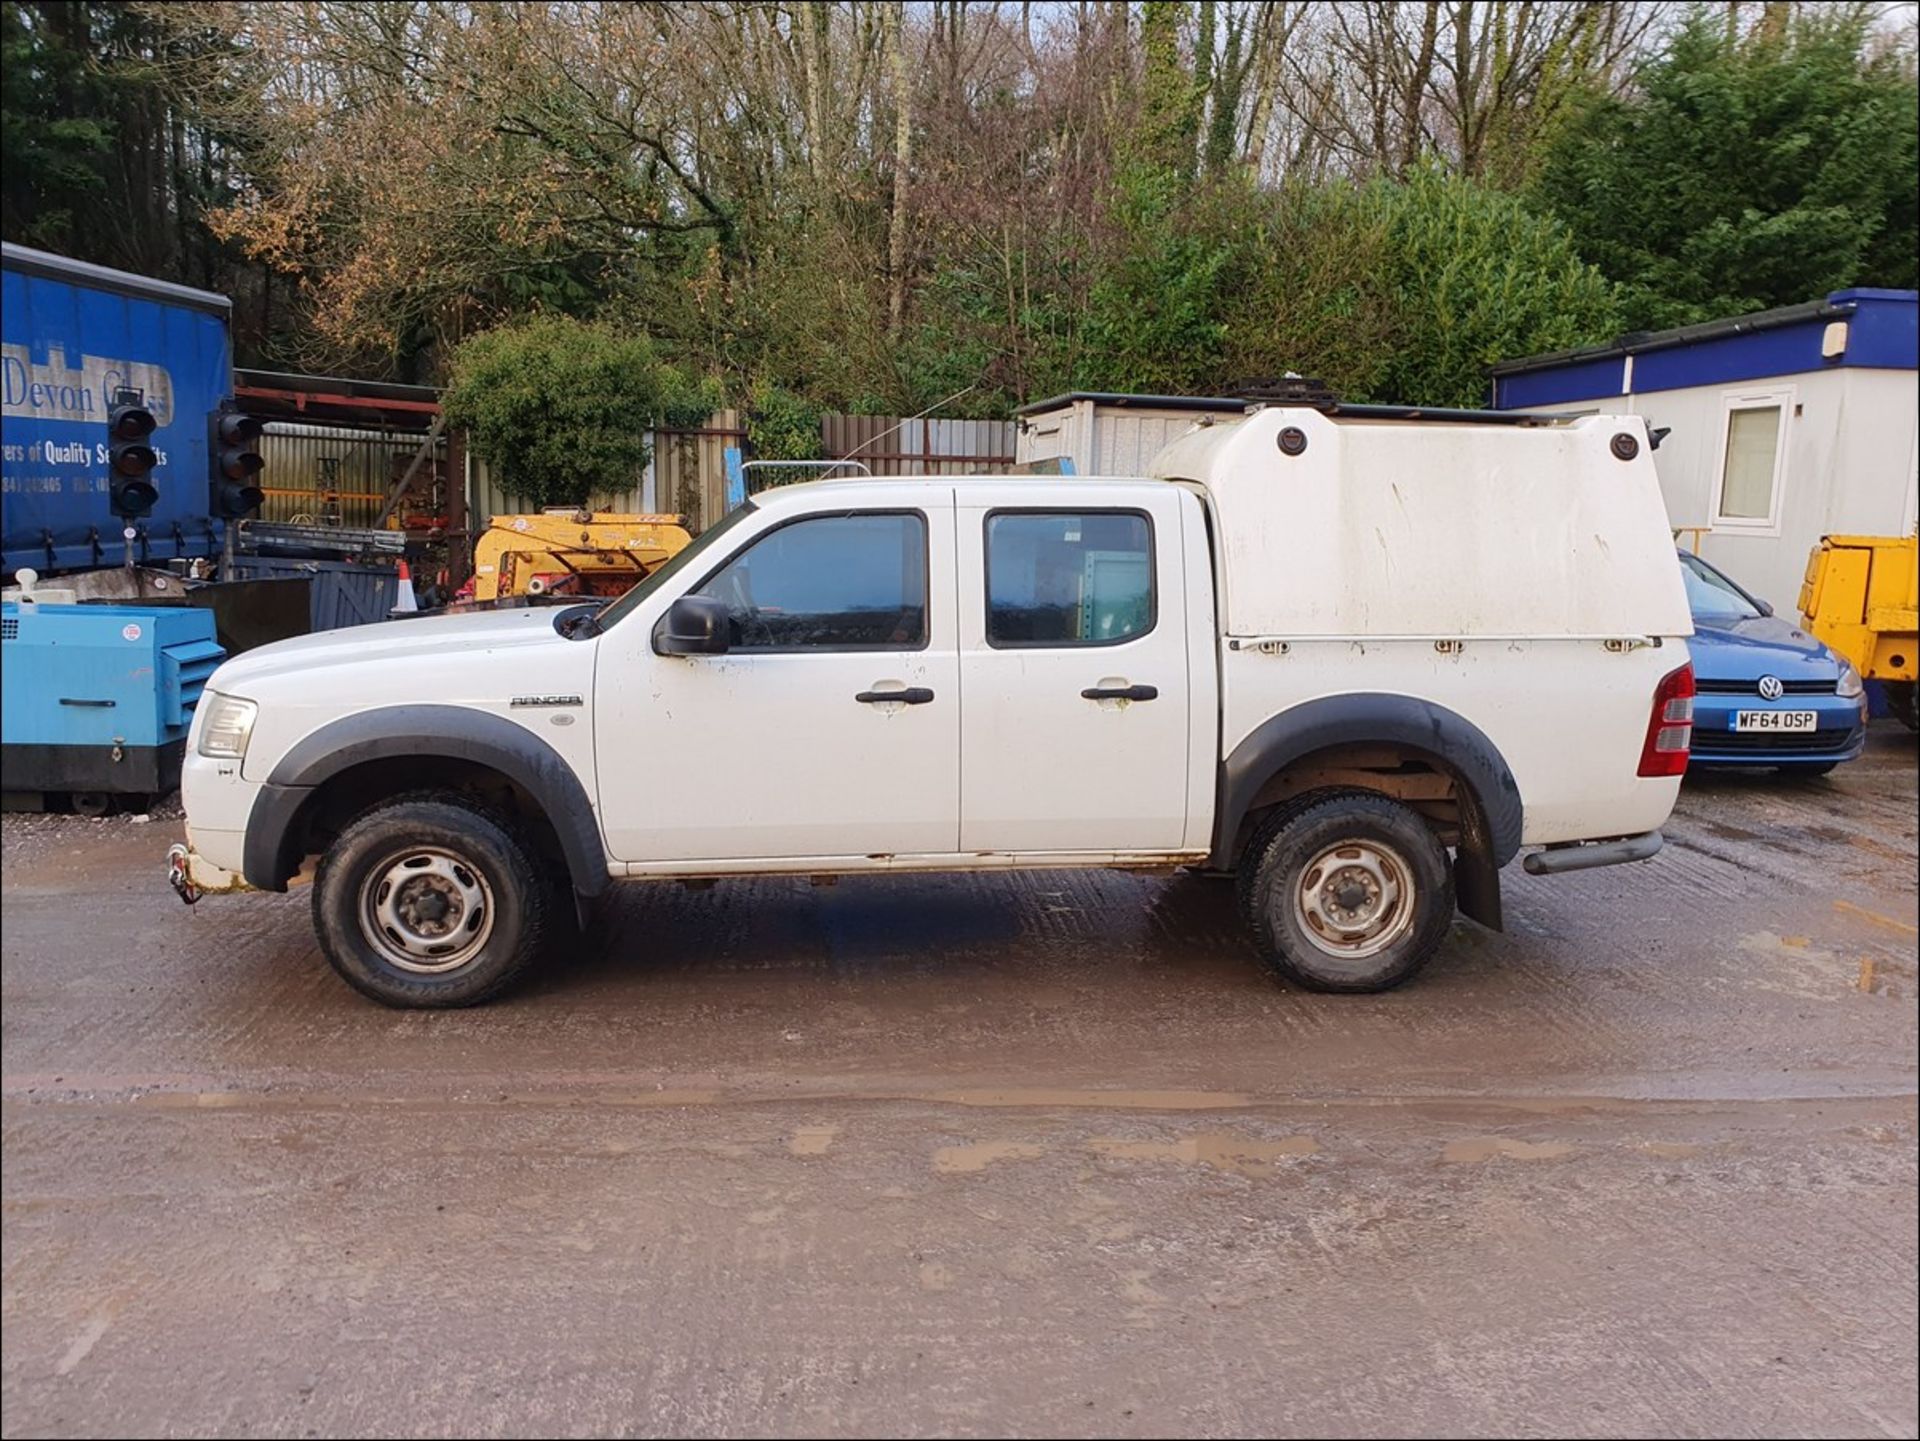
[
  {"x1": 986, "y1": 511, "x2": 1153, "y2": 647},
  {"x1": 1717, "y1": 400, "x2": 1784, "y2": 524},
  {"x1": 695, "y1": 511, "x2": 927, "y2": 650}
]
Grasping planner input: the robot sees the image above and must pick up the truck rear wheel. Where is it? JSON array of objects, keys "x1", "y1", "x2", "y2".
[
  {"x1": 312, "y1": 794, "x2": 549, "y2": 1008},
  {"x1": 1239, "y1": 790, "x2": 1455, "y2": 993},
  {"x1": 1889, "y1": 681, "x2": 1918, "y2": 732}
]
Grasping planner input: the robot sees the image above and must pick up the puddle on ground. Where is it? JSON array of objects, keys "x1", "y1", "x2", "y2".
[
  {"x1": 1441, "y1": 1137, "x2": 1576, "y2": 1164},
  {"x1": 787, "y1": 1125, "x2": 838, "y2": 1156},
  {"x1": 932, "y1": 1140, "x2": 1046, "y2": 1173},
  {"x1": 1086, "y1": 1133, "x2": 1319, "y2": 1179}
]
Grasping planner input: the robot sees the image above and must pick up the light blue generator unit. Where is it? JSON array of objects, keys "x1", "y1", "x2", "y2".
[{"x1": 1, "y1": 601, "x2": 224, "y2": 812}]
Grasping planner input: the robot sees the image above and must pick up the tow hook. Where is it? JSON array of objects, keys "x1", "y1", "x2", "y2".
[{"x1": 167, "y1": 843, "x2": 201, "y2": 905}]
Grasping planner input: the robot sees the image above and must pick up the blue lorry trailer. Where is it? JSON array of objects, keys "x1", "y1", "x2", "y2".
[{"x1": 2, "y1": 243, "x2": 234, "y2": 575}]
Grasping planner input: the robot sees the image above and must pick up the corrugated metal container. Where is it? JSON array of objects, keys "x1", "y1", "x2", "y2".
[{"x1": 226, "y1": 554, "x2": 403, "y2": 631}]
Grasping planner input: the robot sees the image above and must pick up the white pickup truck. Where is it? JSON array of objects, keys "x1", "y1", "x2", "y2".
[{"x1": 172, "y1": 404, "x2": 1696, "y2": 1007}]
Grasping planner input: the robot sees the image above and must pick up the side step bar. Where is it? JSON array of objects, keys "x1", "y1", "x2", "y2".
[{"x1": 1522, "y1": 830, "x2": 1663, "y2": 876}]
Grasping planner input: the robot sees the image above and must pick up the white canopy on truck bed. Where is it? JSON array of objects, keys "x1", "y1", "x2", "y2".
[{"x1": 1150, "y1": 406, "x2": 1692, "y2": 641}]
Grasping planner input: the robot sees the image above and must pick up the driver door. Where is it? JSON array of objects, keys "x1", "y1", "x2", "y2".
[{"x1": 594, "y1": 495, "x2": 960, "y2": 864}]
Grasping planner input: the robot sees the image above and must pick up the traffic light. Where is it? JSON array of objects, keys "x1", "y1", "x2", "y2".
[
  {"x1": 208, "y1": 403, "x2": 265, "y2": 518},
  {"x1": 107, "y1": 396, "x2": 159, "y2": 518}
]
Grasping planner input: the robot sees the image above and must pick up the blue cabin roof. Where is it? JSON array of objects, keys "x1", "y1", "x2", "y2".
[{"x1": 1490, "y1": 289, "x2": 1918, "y2": 410}]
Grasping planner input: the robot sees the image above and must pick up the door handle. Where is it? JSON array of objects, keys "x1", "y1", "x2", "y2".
[
  {"x1": 856, "y1": 687, "x2": 935, "y2": 705},
  {"x1": 1081, "y1": 684, "x2": 1158, "y2": 702}
]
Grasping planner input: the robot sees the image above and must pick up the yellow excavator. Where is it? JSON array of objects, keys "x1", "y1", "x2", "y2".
[{"x1": 469, "y1": 509, "x2": 692, "y2": 603}]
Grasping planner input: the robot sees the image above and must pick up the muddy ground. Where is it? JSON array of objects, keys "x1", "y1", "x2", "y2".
[{"x1": 3, "y1": 729, "x2": 1916, "y2": 1438}]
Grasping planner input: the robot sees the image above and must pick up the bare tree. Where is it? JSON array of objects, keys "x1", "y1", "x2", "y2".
[
  {"x1": 1274, "y1": 1, "x2": 1661, "y2": 181},
  {"x1": 884, "y1": 1, "x2": 912, "y2": 336},
  {"x1": 161, "y1": 0, "x2": 1674, "y2": 388}
]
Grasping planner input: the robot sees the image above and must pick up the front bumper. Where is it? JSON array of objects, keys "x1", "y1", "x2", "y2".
[
  {"x1": 1689, "y1": 694, "x2": 1869, "y2": 766},
  {"x1": 166, "y1": 842, "x2": 253, "y2": 904}
]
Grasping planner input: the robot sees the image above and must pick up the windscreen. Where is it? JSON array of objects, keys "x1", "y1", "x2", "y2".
[
  {"x1": 1678, "y1": 552, "x2": 1761, "y2": 622},
  {"x1": 590, "y1": 502, "x2": 758, "y2": 631}
]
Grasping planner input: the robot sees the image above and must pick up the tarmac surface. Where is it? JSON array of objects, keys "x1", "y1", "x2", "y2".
[{"x1": 3, "y1": 727, "x2": 1916, "y2": 1438}]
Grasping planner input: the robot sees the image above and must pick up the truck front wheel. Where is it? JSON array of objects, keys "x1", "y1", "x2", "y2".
[
  {"x1": 312, "y1": 794, "x2": 550, "y2": 1008},
  {"x1": 1239, "y1": 790, "x2": 1455, "y2": 993}
]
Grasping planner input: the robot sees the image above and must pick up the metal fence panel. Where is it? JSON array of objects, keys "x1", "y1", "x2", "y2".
[
  {"x1": 468, "y1": 410, "x2": 742, "y2": 534},
  {"x1": 823, "y1": 413, "x2": 1014, "y2": 476},
  {"x1": 257, "y1": 422, "x2": 445, "y2": 527},
  {"x1": 463, "y1": 408, "x2": 1013, "y2": 538},
  {"x1": 655, "y1": 411, "x2": 744, "y2": 530}
]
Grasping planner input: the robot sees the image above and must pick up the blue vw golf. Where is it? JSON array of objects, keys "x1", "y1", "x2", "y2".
[{"x1": 1680, "y1": 550, "x2": 1868, "y2": 773}]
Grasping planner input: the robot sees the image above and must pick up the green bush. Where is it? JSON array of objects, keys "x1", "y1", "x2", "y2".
[
  {"x1": 1093, "y1": 166, "x2": 1619, "y2": 408},
  {"x1": 744, "y1": 381, "x2": 823, "y2": 463},
  {"x1": 1078, "y1": 166, "x2": 1243, "y2": 393},
  {"x1": 1367, "y1": 165, "x2": 1620, "y2": 406},
  {"x1": 443, "y1": 315, "x2": 712, "y2": 509}
]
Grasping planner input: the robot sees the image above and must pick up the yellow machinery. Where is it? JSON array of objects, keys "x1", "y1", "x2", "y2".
[
  {"x1": 1798, "y1": 533, "x2": 1918, "y2": 730},
  {"x1": 471, "y1": 509, "x2": 692, "y2": 602}
]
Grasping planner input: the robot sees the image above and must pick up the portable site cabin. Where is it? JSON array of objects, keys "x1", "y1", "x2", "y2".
[
  {"x1": 1491, "y1": 289, "x2": 1920, "y2": 613},
  {"x1": 1013, "y1": 392, "x2": 1248, "y2": 476}
]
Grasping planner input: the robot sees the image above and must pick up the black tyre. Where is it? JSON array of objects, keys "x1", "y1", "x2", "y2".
[
  {"x1": 312, "y1": 793, "x2": 549, "y2": 1008},
  {"x1": 1238, "y1": 789, "x2": 1455, "y2": 993},
  {"x1": 1889, "y1": 681, "x2": 1918, "y2": 732}
]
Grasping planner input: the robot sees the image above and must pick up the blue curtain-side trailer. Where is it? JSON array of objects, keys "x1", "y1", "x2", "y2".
[{"x1": 3, "y1": 243, "x2": 233, "y2": 575}]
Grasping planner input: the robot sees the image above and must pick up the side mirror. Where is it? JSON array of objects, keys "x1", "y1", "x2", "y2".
[
  {"x1": 654, "y1": 594, "x2": 731, "y2": 655},
  {"x1": 1755, "y1": 598, "x2": 1775, "y2": 617}
]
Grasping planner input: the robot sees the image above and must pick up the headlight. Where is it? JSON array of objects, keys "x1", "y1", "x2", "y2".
[
  {"x1": 197, "y1": 694, "x2": 259, "y2": 758},
  {"x1": 1836, "y1": 661, "x2": 1865, "y2": 699}
]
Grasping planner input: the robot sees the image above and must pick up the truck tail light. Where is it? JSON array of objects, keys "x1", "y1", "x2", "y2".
[{"x1": 1637, "y1": 662, "x2": 1695, "y2": 777}]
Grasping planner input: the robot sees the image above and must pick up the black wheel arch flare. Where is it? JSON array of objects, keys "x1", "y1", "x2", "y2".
[
  {"x1": 1213, "y1": 693, "x2": 1524, "y2": 929},
  {"x1": 241, "y1": 705, "x2": 609, "y2": 899}
]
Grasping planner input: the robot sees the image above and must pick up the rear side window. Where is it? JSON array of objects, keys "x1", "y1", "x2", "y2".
[
  {"x1": 985, "y1": 511, "x2": 1153, "y2": 647},
  {"x1": 696, "y1": 511, "x2": 927, "y2": 651}
]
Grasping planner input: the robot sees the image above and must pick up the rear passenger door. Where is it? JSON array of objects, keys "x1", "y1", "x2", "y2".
[{"x1": 956, "y1": 487, "x2": 1192, "y2": 854}]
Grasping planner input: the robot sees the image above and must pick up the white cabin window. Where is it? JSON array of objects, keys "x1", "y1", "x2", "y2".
[{"x1": 1712, "y1": 388, "x2": 1791, "y2": 533}]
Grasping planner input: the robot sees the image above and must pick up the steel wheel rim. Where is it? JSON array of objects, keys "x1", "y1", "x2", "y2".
[
  {"x1": 358, "y1": 846, "x2": 496, "y2": 974},
  {"x1": 1293, "y1": 839, "x2": 1416, "y2": 960}
]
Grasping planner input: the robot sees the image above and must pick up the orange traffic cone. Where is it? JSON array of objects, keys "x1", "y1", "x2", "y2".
[{"x1": 394, "y1": 559, "x2": 419, "y2": 613}]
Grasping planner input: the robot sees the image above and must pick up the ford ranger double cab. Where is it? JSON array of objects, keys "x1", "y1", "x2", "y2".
[{"x1": 170, "y1": 404, "x2": 1696, "y2": 1007}]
